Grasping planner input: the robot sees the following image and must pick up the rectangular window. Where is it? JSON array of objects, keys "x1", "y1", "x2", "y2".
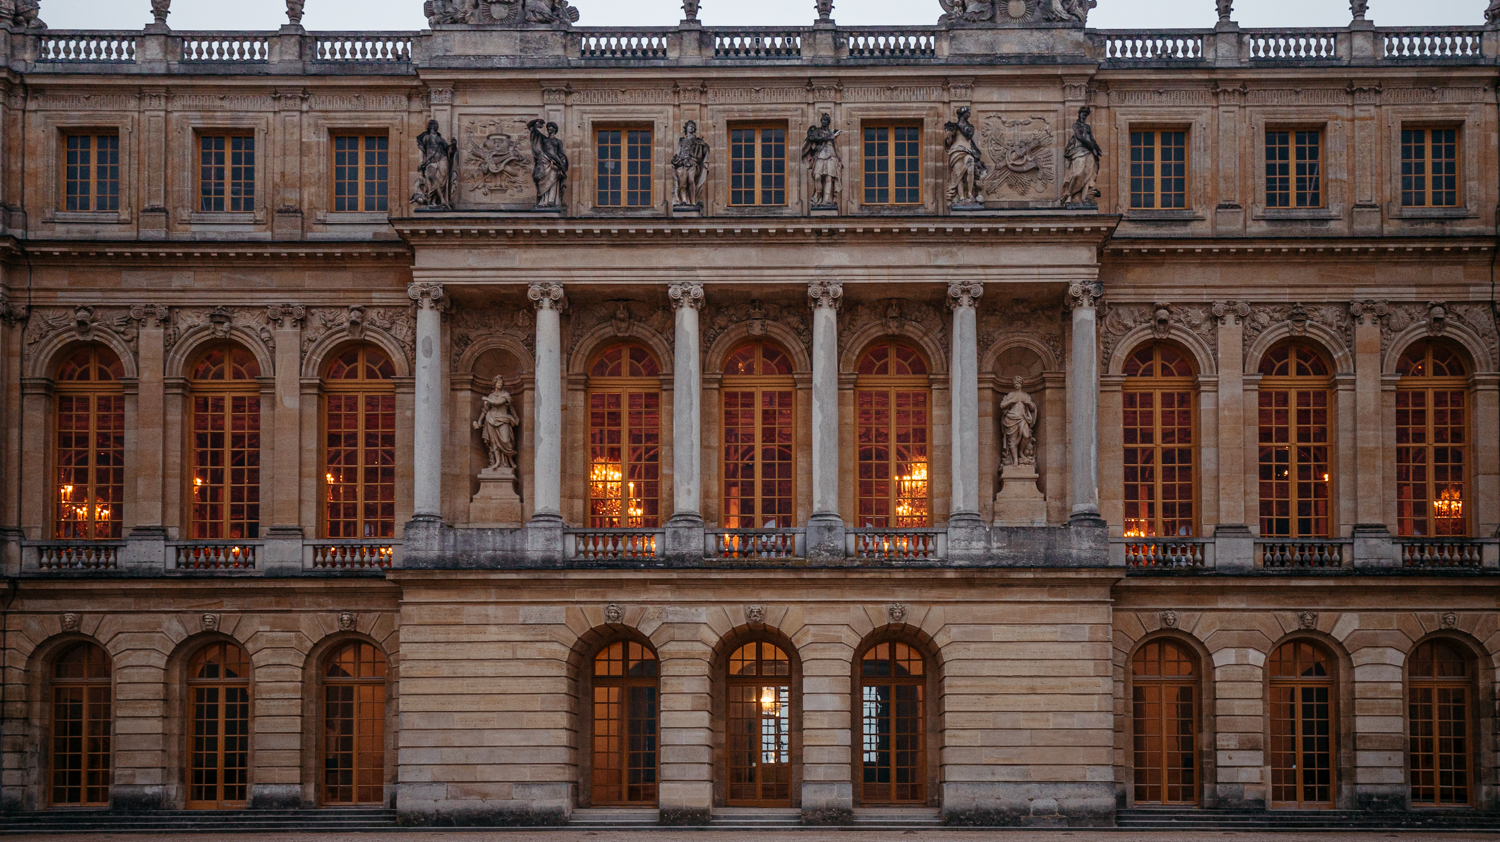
[
  {"x1": 1402, "y1": 127, "x2": 1459, "y2": 208},
  {"x1": 64, "y1": 133, "x2": 120, "y2": 213},
  {"x1": 199, "y1": 133, "x2": 255, "y2": 213},
  {"x1": 729, "y1": 124, "x2": 788, "y2": 207},
  {"x1": 1130, "y1": 130, "x2": 1188, "y2": 209},
  {"x1": 332, "y1": 134, "x2": 389, "y2": 213},
  {"x1": 1266, "y1": 129, "x2": 1322, "y2": 208},
  {"x1": 597, "y1": 128, "x2": 653, "y2": 208},
  {"x1": 863, "y1": 124, "x2": 922, "y2": 206}
]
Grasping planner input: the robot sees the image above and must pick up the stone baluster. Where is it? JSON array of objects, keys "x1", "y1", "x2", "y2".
[
  {"x1": 807, "y1": 281, "x2": 844, "y2": 559},
  {"x1": 528, "y1": 283, "x2": 566, "y2": 525},
  {"x1": 409, "y1": 283, "x2": 446, "y2": 522},
  {"x1": 948, "y1": 282, "x2": 983, "y2": 526},
  {"x1": 1068, "y1": 281, "x2": 1104, "y2": 526}
]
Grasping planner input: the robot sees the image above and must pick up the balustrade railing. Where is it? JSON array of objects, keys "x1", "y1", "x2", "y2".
[
  {"x1": 32, "y1": 542, "x2": 122, "y2": 571},
  {"x1": 568, "y1": 529, "x2": 661, "y2": 560},
  {"x1": 172, "y1": 541, "x2": 258, "y2": 571},
  {"x1": 1258, "y1": 539, "x2": 1350, "y2": 569},
  {"x1": 850, "y1": 529, "x2": 944, "y2": 561},
  {"x1": 1381, "y1": 28, "x2": 1484, "y2": 60},
  {"x1": 310, "y1": 541, "x2": 396, "y2": 570},
  {"x1": 843, "y1": 30, "x2": 938, "y2": 59},
  {"x1": 40, "y1": 32, "x2": 138, "y2": 62},
  {"x1": 314, "y1": 34, "x2": 414, "y2": 62},
  {"x1": 1399, "y1": 539, "x2": 1485, "y2": 569},
  {"x1": 1248, "y1": 30, "x2": 1340, "y2": 60},
  {"x1": 710, "y1": 529, "x2": 801, "y2": 559},
  {"x1": 580, "y1": 32, "x2": 670, "y2": 60},
  {"x1": 1099, "y1": 31, "x2": 1206, "y2": 61},
  {"x1": 181, "y1": 34, "x2": 271, "y2": 62},
  {"x1": 1122, "y1": 538, "x2": 1210, "y2": 569},
  {"x1": 713, "y1": 31, "x2": 803, "y2": 59}
]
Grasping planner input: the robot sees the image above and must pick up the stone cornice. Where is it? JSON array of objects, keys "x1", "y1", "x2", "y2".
[
  {"x1": 1104, "y1": 237, "x2": 1495, "y2": 261},
  {"x1": 10, "y1": 241, "x2": 413, "y2": 265}
]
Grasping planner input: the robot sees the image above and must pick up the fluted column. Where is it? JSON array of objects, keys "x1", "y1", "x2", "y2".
[
  {"x1": 669, "y1": 283, "x2": 705, "y2": 523},
  {"x1": 1068, "y1": 281, "x2": 1104, "y2": 525},
  {"x1": 409, "y1": 283, "x2": 446, "y2": 521},
  {"x1": 808, "y1": 281, "x2": 843, "y2": 521},
  {"x1": 948, "y1": 282, "x2": 983, "y2": 525},
  {"x1": 529, "y1": 283, "x2": 566, "y2": 523}
]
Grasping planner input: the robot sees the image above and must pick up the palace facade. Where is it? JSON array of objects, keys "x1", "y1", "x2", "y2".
[{"x1": 0, "y1": 0, "x2": 1498, "y2": 828}]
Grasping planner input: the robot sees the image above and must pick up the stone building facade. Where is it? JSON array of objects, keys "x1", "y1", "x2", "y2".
[{"x1": 0, "y1": 0, "x2": 1498, "y2": 827}]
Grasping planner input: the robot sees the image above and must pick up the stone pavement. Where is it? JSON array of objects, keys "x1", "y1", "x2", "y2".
[{"x1": 5, "y1": 832, "x2": 1498, "y2": 842}]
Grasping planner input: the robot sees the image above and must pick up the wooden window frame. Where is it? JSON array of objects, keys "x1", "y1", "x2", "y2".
[
  {"x1": 53, "y1": 347, "x2": 126, "y2": 541},
  {"x1": 854, "y1": 340, "x2": 932, "y2": 528},
  {"x1": 62, "y1": 131, "x2": 121, "y2": 213},
  {"x1": 586, "y1": 344, "x2": 663, "y2": 529},
  {"x1": 1396, "y1": 343, "x2": 1470, "y2": 539},
  {"x1": 1130, "y1": 639, "x2": 1200, "y2": 807},
  {"x1": 330, "y1": 132, "x2": 390, "y2": 214},
  {"x1": 1257, "y1": 343, "x2": 1335, "y2": 540},
  {"x1": 1400, "y1": 125, "x2": 1461, "y2": 209},
  {"x1": 588, "y1": 639, "x2": 660, "y2": 807},
  {"x1": 1268, "y1": 640, "x2": 1336, "y2": 809},
  {"x1": 725, "y1": 640, "x2": 794, "y2": 807},
  {"x1": 857, "y1": 640, "x2": 928, "y2": 806},
  {"x1": 187, "y1": 346, "x2": 263, "y2": 541},
  {"x1": 1129, "y1": 127, "x2": 1190, "y2": 210},
  {"x1": 728, "y1": 122, "x2": 789, "y2": 207},
  {"x1": 861, "y1": 122, "x2": 923, "y2": 207},
  {"x1": 319, "y1": 347, "x2": 397, "y2": 540},
  {"x1": 320, "y1": 641, "x2": 387, "y2": 806},
  {"x1": 197, "y1": 130, "x2": 256, "y2": 213},
  {"x1": 1407, "y1": 641, "x2": 1474, "y2": 808},
  {"x1": 595, "y1": 125, "x2": 654, "y2": 209},
  {"x1": 185, "y1": 642, "x2": 252, "y2": 810},
  {"x1": 49, "y1": 642, "x2": 112, "y2": 808},
  {"x1": 1265, "y1": 127, "x2": 1324, "y2": 209},
  {"x1": 720, "y1": 341, "x2": 798, "y2": 529},
  {"x1": 1122, "y1": 344, "x2": 1198, "y2": 539}
]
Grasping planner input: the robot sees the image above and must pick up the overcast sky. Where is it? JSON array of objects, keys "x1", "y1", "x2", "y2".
[{"x1": 45, "y1": 0, "x2": 1485, "y2": 31}]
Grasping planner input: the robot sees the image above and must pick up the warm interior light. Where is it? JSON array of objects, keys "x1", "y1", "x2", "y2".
[
  {"x1": 1123, "y1": 518, "x2": 1152, "y2": 539},
  {"x1": 759, "y1": 685, "x2": 781, "y2": 716},
  {"x1": 1434, "y1": 486, "x2": 1463, "y2": 520},
  {"x1": 894, "y1": 461, "x2": 929, "y2": 524}
]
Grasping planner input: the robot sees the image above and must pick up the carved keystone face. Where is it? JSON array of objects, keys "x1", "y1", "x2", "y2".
[
  {"x1": 61, "y1": 613, "x2": 80, "y2": 632},
  {"x1": 202, "y1": 613, "x2": 220, "y2": 632},
  {"x1": 338, "y1": 612, "x2": 357, "y2": 632}
]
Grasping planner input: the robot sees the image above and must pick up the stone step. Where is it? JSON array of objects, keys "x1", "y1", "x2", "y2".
[{"x1": 0, "y1": 809, "x2": 400, "y2": 835}]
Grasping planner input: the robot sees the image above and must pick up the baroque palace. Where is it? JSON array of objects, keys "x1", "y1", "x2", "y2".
[{"x1": 0, "y1": 0, "x2": 1498, "y2": 829}]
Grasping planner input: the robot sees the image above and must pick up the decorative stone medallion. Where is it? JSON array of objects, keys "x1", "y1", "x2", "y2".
[
  {"x1": 1297, "y1": 611, "x2": 1318, "y2": 630},
  {"x1": 745, "y1": 605, "x2": 766, "y2": 625},
  {"x1": 60, "y1": 612, "x2": 80, "y2": 632},
  {"x1": 604, "y1": 603, "x2": 624, "y2": 624},
  {"x1": 1160, "y1": 610, "x2": 1178, "y2": 628},
  {"x1": 201, "y1": 613, "x2": 220, "y2": 632},
  {"x1": 338, "y1": 612, "x2": 358, "y2": 632},
  {"x1": 888, "y1": 603, "x2": 909, "y2": 624}
]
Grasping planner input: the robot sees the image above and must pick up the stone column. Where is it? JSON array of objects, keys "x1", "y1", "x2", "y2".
[
  {"x1": 264, "y1": 304, "x2": 306, "y2": 573},
  {"x1": 528, "y1": 283, "x2": 566, "y2": 527},
  {"x1": 408, "y1": 283, "x2": 446, "y2": 522},
  {"x1": 1349, "y1": 300, "x2": 1394, "y2": 566},
  {"x1": 666, "y1": 283, "x2": 705, "y2": 560},
  {"x1": 123, "y1": 306, "x2": 168, "y2": 572},
  {"x1": 1212, "y1": 301, "x2": 1253, "y2": 571},
  {"x1": 806, "y1": 281, "x2": 844, "y2": 559},
  {"x1": 947, "y1": 282, "x2": 983, "y2": 526},
  {"x1": 1067, "y1": 282, "x2": 1104, "y2": 526}
]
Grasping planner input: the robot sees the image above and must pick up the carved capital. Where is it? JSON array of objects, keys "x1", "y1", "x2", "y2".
[
  {"x1": 128, "y1": 304, "x2": 170, "y2": 329},
  {"x1": 0, "y1": 292, "x2": 26, "y2": 327},
  {"x1": 668, "y1": 282, "x2": 705, "y2": 312},
  {"x1": 408, "y1": 283, "x2": 447, "y2": 311},
  {"x1": 266, "y1": 304, "x2": 307, "y2": 329},
  {"x1": 807, "y1": 281, "x2": 843, "y2": 311},
  {"x1": 1348, "y1": 299, "x2": 1389, "y2": 326},
  {"x1": 1067, "y1": 281, "x2": 1103, "y2": 311},
  {"x1": 1212, "y1": 300, "x2": 1250, "y2": 325},
  {"x1": 529, "y1": 282, "x2": 567, "y2": 312},
  {"x1": 947, "y1": 282, "x2": 984, "y2": 310}
]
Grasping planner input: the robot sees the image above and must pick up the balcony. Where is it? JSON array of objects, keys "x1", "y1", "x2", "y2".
[
  {"x1": 19, "y1": 537, "x2": 398, "y2": 576},
  {"x1": 1258, "y1": 539, "x2": 1351, "y2": 570}
]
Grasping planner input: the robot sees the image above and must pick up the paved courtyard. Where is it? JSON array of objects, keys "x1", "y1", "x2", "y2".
[{"x1": 6, "y1": 832, "x2": 1499, "y2": 842}]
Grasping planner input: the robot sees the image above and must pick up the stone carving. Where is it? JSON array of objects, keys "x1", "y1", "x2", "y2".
[
  {"x1": 1243, "y1": 303, "x2": 1352, "y2": 367},
  {"x1": 24, "y1": 306, "x2": 141, "y2": 364},
  {"x1": 1061, "y1": 107, "x2": 1102, "y2": 207},
  {"x1": 1067, "y1": 281, "x2": 1103, "y2": 311},
  {"x1": 529, "y1": 282, "x2": 567, "y2": 312},
  {"x1": 1099, "y1": 303, "x2": 1216, "y2": 369},
  {"x1": 411, "y1": 119, "x2": 456, "y2": 210},
  {"x1": 427, "y1": 0, "x2": 578, "y2": 25},
  {"x1": 682, "y1": 0, "x2": 699, "y2": 19},
  {"x1": 523, "y1": 0, "x2": 580, "y2": 24},
  {"x1": 202, "y1": 613, "x2": 220, "y2": 632},
  {"x1": 451, "y1": 305, "x2": 535, "y2": 366},
  {"x1": 286, "y1": 0, "x2": 304, "y2": 25},
  {"x1": 1348, "y1": 299, "x2": 1390, "y2": 329},
  {"x1": 528, "y1": 120, "x2": 569, "y2": 210},
  {"x1": 949, "y1": 282, "x2": 984, "y2": 311},
  {"x1": 150, "y1": 0, "x2": 169, "y2": 25},
  {"x1": 1045, "y1": 0, "x2": 1093, "y2": 24},
  {"x1": 338, "y1": 611, "x2": 358, "y2": 631},
  {"x1": 60, "y1": 612, "x2": 80, "y2": 632},
  {"x1": 1381, "y1": 302, "x2": 1499, "y2": 361},
  {"x1": 705, "y1": 299, "x2": 812, "y2": 356},
  {"x1": 1160, "y1": 610, "x2": 1178, "y2": 628},
  {"x1": 1440, "y1": 612, "x2": 1457, "y2": 630},
  {"x1": 473, "y1": 377, "x2": 520, "y2": 472},
  {"x1": 1297, "y1": 611, "x2": 1318, "y2": 630},
  {"x1": 671, "y1": 121, "x2": 710, "y2": 210},
  {"x1": 944, "y1": 107, "x2": 988, "y2": 207},
  {"x1": 1216, "y1": 0, "x2": 1232, "y2": 23},
  {"x1": 1000, "y1": 376, "x2": 1038, "y2": 468},
  {"x1": 808, "y1": 281, "x2": 844, "y2": 311},
  {"x1": 1349, "y1": 0, "x2": 1368, "y2": 21},
  {"x1": 980, "y1": 116, "x2": 1054, "y2": 198},
  {"x1": 1213, "y1": 300, "x2": 1251, "y2": 326},
  {"x1": 977, "y1": 299, "x2": 1065, "y2": 367},
  {"x1": 0, "y1": 292, "x2": 28, "y2": 326},
  {"x1": 802, "y1": 114, "x2": 843, "y2": 209},
  {"x1": 13, "y1": 0, "x2": 43, "y2": 29},
  {"x1": 888, "y1": 603, "x2": 908, "y2": 624},
  {"x1": 668, "y1": 283, "x2": 705, "y2": 312},
  {"x1": 839, "y1": 299, "x2": 948, "y2": 360},
  {"x1": 409, "y1": 282, "x2": 447, "y2": 313},
  {"x1": 817, "y1": 0, "x2": 833, "y2": 20},
  {"x1": 566, "y1": 300, "x2": 671, "y2": 359},
  {"x1": 603, "y1": 603, "x2": 624, "y2": 624},
  {"x1": 266, "y1": 304, "x2": 306, "y2": 330},
  {"x1": 302, "y1": 306, "x2": 416, "y2": 368},
  {"x1": 1488, "y1": 0, "x2": 1500, "y2": 24},
  {"x1": 464, "y1": 121, "x2": 530, "y2": 198},
  {"x1": 745, "y1": 605, "x2": 765, "y2": 625},
  {"x1": 940, "y1": 0, "x2": 995, "y2": 24}
]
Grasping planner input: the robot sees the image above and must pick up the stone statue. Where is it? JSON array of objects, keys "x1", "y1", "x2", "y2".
[
  {"x1": 524, "y1": 0, "x2": 579, "y2": 24},
  {"x1": 1061, "y1": 106, "x2": 1102, "y2": 207},
  {"x1": 671, "y1": 120, "x2": 710, "y2": 209},
  {"x1": 1000, "y1": 376, "x2": 1037, "y2": 468},
  {"x1": 940, "y1": 0, "x2": 994, "y2": 23},
  {"x1": 150, "y1": 0, "x2": 169, "y2": 26},
  {"x1": 287, "y1": 0, "x2": 305, "y2": 25},
  {"x1": 1216, "y1": 0, "x2": 1233, "y2": 23},
  {"x1": 14, "y1": 0, "x2": 43, "y2": 29},
  {"x1": 424, "y1": 0, "x2": 471, "y2": 24},
  {"x1": 817, "y1": 0, "x2": 833, "y2": 21},
  {"x1": 1349, "y1": 0, "x2": 1368, "y2": 21},
  {"x1": 801, "y1": 114, "x2": 843, "y2": 209},
  {"x1": 1488, "y1": 0, "x2": 1500, "y2": 24},
  {"x1": 683, "y1": 0, "x2": 699, "y2": 20},
  {"x1": 528, "y1": 119, "x2": 569, "y2": 209},
  {"x1": 473, "y1": 377, "x2": 519, "y2": 473},
  {"x1": 411, "y1": 119, "x2": 456, "y2": 210},
  {"x1": 1045, "y1": 0, "x2": 1092, "y2": 23},
  {"x1": 944, "y1": 107, "x2": 988, "y2": 207}
]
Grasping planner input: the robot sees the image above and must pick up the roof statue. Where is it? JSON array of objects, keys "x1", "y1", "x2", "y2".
[
  {"x1": 940, "y1": 0, "x2": 1093, "y2": 27},
  {"x1": 426, "y1": 0, "x2": 579, "y2": 27}
]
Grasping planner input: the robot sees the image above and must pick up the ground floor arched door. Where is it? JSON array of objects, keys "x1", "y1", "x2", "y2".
[{"x1": 726, "y1": 641, "x2": 792, "y2": 806}]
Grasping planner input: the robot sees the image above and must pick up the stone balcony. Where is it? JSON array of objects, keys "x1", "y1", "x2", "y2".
[{"x1": 1115, "y1": 533, "x2": 1500, "y2": 574}]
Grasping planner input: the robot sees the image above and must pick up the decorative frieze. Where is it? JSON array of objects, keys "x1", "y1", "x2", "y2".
[
  {"x1": 166, "y1": 306, "x2": 276, "y2": 353},
  {"x1": 1382, "y1": 301, "x2": 1499, "y2": 360},
  {"x1": 1100, "y1": 302, "x2": 1216, "y2": 368},
  {"x1": 302, "y1": 305, "x2": 416, "y2": 367},
  {"x1": 1243, "y1": 302, "x2": 1352, "y2": 367},
  {"x1": 840, "y1": 298, "x2": 947, "y2": 358},
  {"x1": 844, "y1": 85, "x2": 946, "y2": 103},
  {"x1": 704, "y1": 299, "x2": 812, "y2": 356},
  {"x1": 23, "y1": 306, "x2": 140, "y2": 364},
  {"x1": 979, "y1": 115, "x2": 1055, "y2": 199},
  {"x1": 977, "y1": 299, "x2": 1064, "y2": 367},
  {"x1": 450, "y1": 305, "x2": 536, "y2": 367},
  {"x1": 706, "y1": 86, "x2": 805, "y2": 104},
  {"x1": 308, "y1": 93, "x2": 409, "y2": 112},
  {"x1": 566, "y1": 300, "x2": 672, "y2": 359}
]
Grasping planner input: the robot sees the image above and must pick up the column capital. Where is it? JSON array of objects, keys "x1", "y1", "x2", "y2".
[
  {"x1": 947, "y1": 281, "x2": 984, "y2": 310},
  {"x1": 265, "y1": 303, "x2": 307, "y2": 329},
  {"x1": 1348, "y1": 298, "x2": 1390, "y2": 326},
  {"x1": 1212, "y1": 300, "x2": 1251, "y2": 325},
  {"x1": 0, "y1": 292, "x2": 27, "y2": 327},
  {"x1": 668, "y1": 282, "x2": 705, "y2": 311},
  {"x1": 408, "y1": 282, "x2": 447, "y2": 311},
  {"x1": 1067, "y1": 281, "x2": 1104, "y2": 311},
  {"x1": 127, "y1": 304, "x2": 171, "y2": 329},
  {"x1": 808, "y1": 280, "x2": 843, "y2": 311},
  {"x1": 529, "y1": 282, "x2": 567, "y2": 312}
]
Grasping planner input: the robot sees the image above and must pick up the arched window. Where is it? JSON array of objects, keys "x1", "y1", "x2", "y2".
[
  {"x1": 855, "y1": 340, "x2": 931, "y2": 528},
  {"x1": 1132, "y1": 639, "x2": 1198, "y2": 806},
  {"x1": 1397, "y1": 341, "x2": 1470, "y2": 538},
  {"x1": 587, "y1": 344, "x2": 662, "y2": 528},
  {"x1": 1409, "y1": 640, "x2": 1473, "y2": 806},
  {"x1": 721, "y1": 341, "x2": 796, "y2": 528},
  {"x1": 321, "y1": 347, "x2": 396, "y2": 539},
  {"x1": 51, "y1": 642, "x2": 112, "y2": 807},
  {"x1": 1123, "y1": 344, "x2": 1197, "y2": 538},
  {"x1": 1269, "y1": 640, "x2": 1334, "y2": 808},
  {"x1": 54, "y1": 346, "x2": 125, "y2": 540},
  {"x1": 859, "y1": 641, "x2": 926, "y2": 805},
  {"x1": 726, "y1": 640, "x2": 792, "y2": 806},
  {"x1": 322, "y1": 641, "x2": 387, "y2": 806},
  {"x1": 591, "y1": 640, "x2": 659, "y2": 806},
  {"x1": 189, "y1": 346, "x2": 262, "y2": 541},
  {"x1": 1257, "y1": 341, "x2": 1333, "y2": 538},
  {"x1": 186, "y1": 642, "x2": 251, "y2": 809}
]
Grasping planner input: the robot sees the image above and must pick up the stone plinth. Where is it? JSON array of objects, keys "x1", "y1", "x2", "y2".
[
  {"x1": 993, "y1": 465, "x2": 1046, "y2": 527},
  {"x1": 470, "y1": 467, "x2": 523, "y2": 526}
]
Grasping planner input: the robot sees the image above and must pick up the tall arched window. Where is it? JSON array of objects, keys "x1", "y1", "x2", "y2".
[
  {"x1": 1258, "y1": 341, "x2": 1333, "y2": 538},
  {"x1": 1409, "y1": 640, "x2": 1472, "y2": 807},
  {"x1": 591, "y1": 640, "x2": 659, "y2": 806},
  {"x1": 189, "y1": 346, "x2": 262, "y2": 540},
  {"x1": 54, "y1": 346, "x2": 125, "y2": 540},
  {"x1": 859, "y1": 641, "x2": 926, "y2": 805},
  {"x1": 1269, "y1": 640, "x2": 1334, "y2": 808},
  {"x1": 1122, "y1": 343, "x2": 1197, "y2": 538},
  {"x1": 322, "y1": 641, "x2": 387, "y2": 806},
  {"x1": 726, "y1": 640, "x2": 792, "y2": 806},
  {"x1": 1132, "y1": 639, "x2": 1198, "y2": 806},
  {"x1": 322, "y1": 347, "x2": 396, "y2": 539},
  {"x1": 51, "y1": 642, "x2": 112, "y2": 807},
  {"x1": 1397, "y1": 341, "x2": 1470, "y2": 538},
  {"x1": 186, "y1": 642, "x2": 251, "y2": 809},
  {"x1": 855, "y1": 340, "x2": 931, "y2": 528},
  {"x1": 587, "y1": 344, "x2": 662, "y2": 528},
  {"x1": 721, "y1": 341, "x2": 796, "y2": 528}
]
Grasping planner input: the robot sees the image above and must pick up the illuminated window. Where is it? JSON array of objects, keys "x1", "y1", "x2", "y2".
[
  {"x1": 591, "y1": 641, "x2": 659, "y2": 806},
  {"x1": 860, "y1": 641, "x2": 926, "y2": 805},
  {"x1": 189, "y1": 346, "x2": 262, "y2": 541},
  {"x1": 726, "y1": 641, "x2": 792, "y2": 807},
  {"x1": 1257, "y1": 342, "x2": 1332, "y2": 538},
  {"x1": 1397, "y1": 341, "x2": 1469, "y2": 538},
  {"x1": 597, "y1": 128, "x2": 653, "y2": 208},
  {"x1": 64, "y1": 133, "x2": 120, "y2": 212},
  {"x1": 863, "y1": 124, "x2": 922, "y2": 205},
  {"x1": 1123, "y1": 344, "x2": 1196, "y2": 538},
  {"x1": 186, "y1": 642, "x2": 251, "y2": 809},
  {"x1": 199, "y1": 133, "x2": 255, "y2": 213},
  {"x1": 332, "y1": 134, "x2": 389, "y2": 213},
  {"x1": 321, "y1": 347, "x2": 396, "y2": 540},
  {"x1": 50, "y1": 642, "x2": 112, "y2": 807},
  {"x1": 1266, "y1": 129, "x2": 1322, "y2": 208},
  {"x1": 587, "y1": 344, "x2": 662, "y2": 529},
  {"x1": 1130, "y1": 130, "x2": 1188, "y2": 209},
  {"x1": 729, "y1": 124, "x2": 788, "y2": 207},
  {"x1": 855, "y1": 340, "x2": 930, "y2": 528},
  {"x1": 1269, "y1": 640, "x2": 1334, "y2": 808},
  {"x1": 1401, "y1": 127, "x2": 1459, "y2": 208},
  {"x1": 54, "y1": 346, "x2": 125, "y2": 540},
  {"x1": 323, "y1": 641, "x2": 386, "y2": 805},
  {"x1": 721, "y1": 340, "x2": 796, "y2": 528},
  {"x1": 1132, "y1": 640, "x2": 1198, "y2": 805},
  {"x1": 1409, "y1": 640, "x2": 1472, "y2": 806}
]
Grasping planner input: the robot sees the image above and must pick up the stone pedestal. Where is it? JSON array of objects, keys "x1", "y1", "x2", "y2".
[
  {"x1": 992, "y1": 465, "x2": 1046, "y2": 527},
  {"x1": 470, "y1": 468, "x2": 523, "y2": 526}
]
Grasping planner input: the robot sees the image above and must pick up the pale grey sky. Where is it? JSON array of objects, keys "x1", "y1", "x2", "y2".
[{"x1": 44, "y1": 0, "x2": 1484, "y2": 31}]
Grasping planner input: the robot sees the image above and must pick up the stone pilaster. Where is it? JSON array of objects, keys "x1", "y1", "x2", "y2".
[
  {"x1": 408, "y1": 283, "x2": 446, "y2": 522},
  {"x1": 1067, "y1": 281, "x2": 1103, "y2": 526},
  {"x1": 807, "y1": 281, "x2": 844, "y2": 560},
  {"x1": 0, "y1": 293, "x2": 24, "y2": 574},
  {"x1": 1212, "y1": 301, "x2": 1253, "y2": 571},
  {"x1": 667, "y1": 283, "x2": 705, "y2": 559},
  {"x1": 263, "y1": 304, "x2": 306, "y2": 573},
  {"x1": 1350, "y1": 300, "x2": 1395, "y2": 566}
]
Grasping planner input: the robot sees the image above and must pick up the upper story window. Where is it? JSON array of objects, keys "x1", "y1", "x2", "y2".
[
  {"x1": 1129, "y1": 129, "x2": 1188, "y2": 210},
  {"x1": 1396, "y1": 340, "x2": 1470, "y2": 539},
  {"x1": 54, "y1": 346, "x2": 126, "y2": 541},
  {"x1": 199, "y1": 132, "x2": 255, "y2": 213},
  {"x1": 1266, "y1": 129, "x2": 1322, "y2": 208},
  {"x1": 587, "y1": 343, "x2": 662, "y2": 529},
  {"x1": 1401, "y1": 127, "x2": 1459, "y2": 208},
  {"x1": 1123, "y1": 343, "x2": 1197, "y2": 539},
  {"x1": 597, "y1": 128, "x2": 653, "y2": 208},
  {"x1": 721, "y1": 340, "x2": 796, "y2": 529},
  {"x1": 1257, "y1": 341, "x2": 1333, "y2": 539},
  {"x1": 855, "y1": 339, "x2": 931, "y2": 528},
  {"x1": 321, "y1": 346, "x2": 396, "y2": 540},
  {"x1": 863, "y1": 124, "x2": 921, "y2": 206},
  {"x1": 64, "y1": 133, "x2": 120, "y2": 213},
  {"x1": 188, "y1": 346, "x2": 262, "y2": 541},
  {"x1": 730, "y1": 124, "x2": 787, "y2": 207},
  {"x1": 332, "y1": 133, "x2": 389, "y2": 213}
]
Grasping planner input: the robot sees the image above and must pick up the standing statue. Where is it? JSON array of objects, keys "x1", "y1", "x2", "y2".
[
  {"x1": 411, "y1": 119, "x2": 456, "y2": 210},
  {"x1": 944, "y1": 107, "x2": 988, "y2": 207},
  {"x1": 150, "y1": 0, "x2": 170, "y2": 26},
  {"x1": 1000, "y1": 376, "x2": 1038, "y2": 468},
  {"x1": 474, "y1": 378, "x2": 520, "y2": 473},
  {"x1": 528, "y1": 119, "x2": 569, "y2": 209},
  {"x1": 802, "y1": 114, "x2": 843, "y2": 209},
  {"x1": 1061, "y1": 106, "x2": 1102, "y2": 207},
  {"x1": 287, "y1": 0, "x2": 305, "y2": 25},
  {"x1": 671, "y1": 121, "x2": 710, "y2": 209}
]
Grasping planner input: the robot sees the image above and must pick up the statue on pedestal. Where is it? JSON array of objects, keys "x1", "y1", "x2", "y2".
[
  {"x1": 473, "y1": 378, "x2": 519, "y2": 474},
  {"x1": 1000, "y1": 376, "x2": 1037, "y2": 468},
  {"x1": 994, "y1": 376, "x2": 1045, "y2": 526},
  {"x1": 529, "y1": 119, "x2": 569, "y2": 209},
  {"x1": 802, "y1": 114, "x2": 843, "y2": 209},
  {"x1": 944, "y1": 106, "x2": 988, "y2": 207},
  {"x1": 671, "y1": 120, "x2": 710, "y2": 210},
  {"x1": 412, "y1": 119, "x2": 456, "y2": 210},
  {"x1": 1061, "y1": 106, "x2": 1102, "y2": 207}
]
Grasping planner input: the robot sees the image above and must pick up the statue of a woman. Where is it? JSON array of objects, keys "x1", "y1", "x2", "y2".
[
  {"x1": 801, "y1": 114, "x2": 843, "y2": 209},
  {"x1": 1061, "y1": 106, "x2": 1102, "y2": 207},
  {"x1": 529, "y1": 119, "x2": 569, "y2": 209},
  {"x1": 473, "y1": 378, "x2": 520, "y2": 473},
  {"x1": 671, "y1": 120, "x2": 710, "y2": 209},
  {"x1": 944, "y1": 106, "x2": 988, "y2": 207},
  {"x1": 1000, "y1": 376, "x2": 1038, "y2": 468},
  {"x1": 412, "y1": 119, "x2": 456, "y2": 209}
]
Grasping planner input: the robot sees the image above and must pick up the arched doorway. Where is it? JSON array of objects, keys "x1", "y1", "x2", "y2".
[
  {"x1": 1268, "y1": 639, "x2": 1334, "y2": 808},
  {"x1": 858, "y1": 641, "x2": 927, "y2": 805},
  {"x1": 1409, "y1": 639, "x2": 1473, "y2": 807},
  {"x1": 1132, "y1": 639, "x2": 1199, "y2": 806},
  {"x1": 590, "y1": 640, "x2": 659, "y2": 806},
  {"x1": 322, "y1": 641, "x2": 387, "y2": 806},
  {"x1": 726, "y1": 640, "x2": 792, "y2": 806},
  {"x1": 186, "y1": 641, "x2": 251, "y2": 809},
  {"x1": 50, "y1": 642, "x2": 112, "y2": 807}
]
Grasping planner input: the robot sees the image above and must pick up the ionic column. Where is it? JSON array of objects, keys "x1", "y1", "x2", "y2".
[
  {"x1": 948, "y1": 282, "x2": 983, "y2": 525},
  {"x1": 1067, "y1": 281, "x2": 1104, "y2": 525},
  {"x1": 808, "y1": 281, "x2": 843, "y2": 521},
  {"x1": 409, "y1": 283, "x2": 446, "y2": 521},
  {"x1": 529, "y1": 283, "x2": 566, "y2": 523},
  {"x1": 668, "y1": 283, "x2": 705, "y2": 524}
]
